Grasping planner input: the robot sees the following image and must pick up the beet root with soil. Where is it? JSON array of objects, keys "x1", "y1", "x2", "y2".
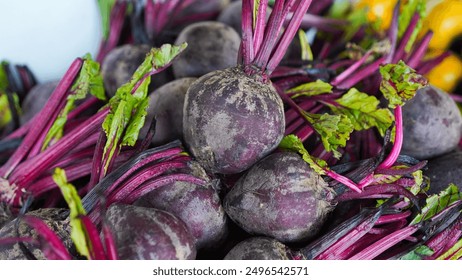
[{"x1": 224, "y1": 151, "x2": 336, "y2": 243}]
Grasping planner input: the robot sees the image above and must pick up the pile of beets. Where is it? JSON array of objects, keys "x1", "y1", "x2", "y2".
[{"x1": 0, "y1": 0, "x2": 461, "y2": 260}]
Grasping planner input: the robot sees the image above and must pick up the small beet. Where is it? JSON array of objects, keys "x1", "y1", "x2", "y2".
[
  {"x1": 106, "y1": 203, "x2": 196, "y2": 260},
  {"x1": 424, "y1": 149, "x2": 462, "y2": 194},
  {"x1": 172, "y1": 21, "x2": 240, "y2": 79},
  {"x1": 401, "y1": 86, "x2": 462, "y2": 160},
  {"x1": 20, "y1": 80, "x2": 59, "y2": 125},
  {"x1": 134, "y1": 161, "x2": 228, "y2": 250},
  {"x1": 224, "y1": 237, "x2": 299, "y2": 260},
  {"x1": 101, "y1": 44, "x2": 172, "y2": 98},
  {"x1": 142, "y1": 77, "x2": 197, "y2": 145},
  {"x1": 224, "y1": 151, "x2": 336, "y2": 243}
]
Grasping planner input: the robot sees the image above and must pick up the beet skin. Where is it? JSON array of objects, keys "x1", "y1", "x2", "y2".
[{"x1": 183, "y1": 66, "x2": 285, "y2": 174}]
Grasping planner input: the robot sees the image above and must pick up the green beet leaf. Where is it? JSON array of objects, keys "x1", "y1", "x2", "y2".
[
  {"x1": 97, "y1": 0, "x2": 116, "y2": 41},
  {"x1": 298, "y1": 29, "x2": 313, "y2": 61},
  {"x1": 330, "y1": 88, "x2": 394, "y2": 136},
  {"x1": 379, "y1": 60, "x2": 427, "y2": 109},
  {"x1": 102, "y1": 43, "x2": 187, "y2": 172},
  {"x1": 303, "y1": 112, "x2": 354, "y2": 159},
  {"x1": 42, "y1": 54, "x2": 105, "y2": 151},
  {"x1": 288, "y1": 79, "x2": 333, "y2": 99},
  {"x1": 399, "y1": 245, "x2": 434, "y2": 260},
  {"x1": 279, "y1": 134, "x2": 328, "y2": 175},
  {"x1": 410, "y1": 184, "x2": 462, "y2": 225},
  {"x1": 53, "y1": 168, "x2": 91, "y2": 259}
]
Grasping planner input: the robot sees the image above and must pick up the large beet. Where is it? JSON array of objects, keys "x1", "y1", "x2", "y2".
[
  {"x1": 134, "y1": 161, "x2": 228, "y2": 250},
  {"x1": 401, "y1": 86, "x2": 462, "y2": 159},
  {"x1": 106, "y1": 204, "x2": 196, "y2": 260},
  {"x1": 0, "y1": 208, "x2": 72, "y2": 260},
  {"x1": 224, "y1": 237, "x2": 300, "y2": 260},
  {"x1": 183, "y1": 66, "x2": 285, "y2": 174},
  {"x1": 224, "y1": 151, "x2": 335, "y2": 243}
]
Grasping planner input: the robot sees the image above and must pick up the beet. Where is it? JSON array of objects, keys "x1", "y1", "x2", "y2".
[
  {"x1": 183, "y1": 66, "x2": 285, "y2": 174},
  {"x1": 134, "y1": 161, "x2": 228, "y2": 250},
  {"x1": 142, "y1": 77, "x2": 197, "y2": 146},
  {"x1": 224, "y1": 237, "x2": 299, "y2": 260},
  {"x1": 106, "y1": 203, "x2": 196, "y2": 260},
  {"x1": 424, "y1": 149, "x2": 462, "y2": 194},
  {"x1": 182, "y1": 0, "x2": 313, "y2": 174},
  {"x1": 20, "y1": 80, "x2": 59, "y2": 125},
  {"x1": 224, "y1": 151, "x2": 336, "y2": 243},
  {"x1": 172, "y1": 21, "x2": 240, "y2": 79},
  {"x1": 0, "y1": 208, "x2": 72, "y2": 260},
  {"x1": 101, "y1": 44, "x2": 173, "y2": 98},
  {"x1": 101, "y1": 44, "x2": 151, "y2": 97},
  {"x1": 401, "y1": 85, "x2": 462, "y2": 159}
]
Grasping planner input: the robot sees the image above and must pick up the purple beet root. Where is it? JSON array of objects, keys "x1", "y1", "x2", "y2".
[
  {"x1": 424, "y1": 149, "x2": 462, "y2": 194},
  {"x1": 142, "y1": 77, "x2": 197, "y2": 146},
  {"x1": 224, "y1": 237, "x2": 300, "y2": 260},
  {"x1": 0, "y1": 208, "x2": 72, "y2": 260},
  {"x1": 183, "y1": 66, "x2": 285, "y2": 174},
  {"x1": 101, "y1": 44, "x2": 172, "y2": 98},
  {"x1": 134, "y1": 161, "x2": 228, "y2": 250},
  {"x1": 101, "y1": 44, "x2": 151, "y2": 98},
  {"x1": 106, "y1": 203, "x2": 196, "y2": 260},
  {"x1": 172, "y1": 21, "x2": 240, "y2": 79},
  {"x1": 401, "y1": 85, "x2": 462, "y2": 160},
  {"x1": 224, "y1": 151, "x2": 336, "y2": 243}
]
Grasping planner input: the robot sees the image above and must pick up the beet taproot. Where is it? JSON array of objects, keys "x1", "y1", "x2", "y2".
[
  {"x1": 106, "y1": 203, "x2": 196, "y2": 260},
  {"x1": 224, "y1": 151, "x2": 336, "y2": 243},
  {"x1": 401, "y1": 85, "x2": 462, "y2": 159}
]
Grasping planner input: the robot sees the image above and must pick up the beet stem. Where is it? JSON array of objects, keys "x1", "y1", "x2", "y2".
[
  {"x1": 301, "y1": 207, "x2": 382, "y2": 259},
  {"x1": 331, "y1": 51, "x2": 372, "y2": 86},
  {"x1": 349, "y1": 224, "x2": 420, "y2": 260},
  {"x1": 392, "y1": 13, "x2": 420, "y2": 64},
  {"x1": 22, "y1": 215, "x2": 72, "y2": 260},
  {"x1": 378, "y1": 106, "x2": 403, "y2": 170},
  {"x1": 123, "y1": 173, "x2": 207, "y2": 204},
  {"x1": 252, "y1": 0, "x2": 295, "y2": 71},
  {"x1": 241, "y1": 0, "x2": 255, "y2": 66},
  {"x1": 336, "y1": 57, "x2": 386, "y2": 89},
  {"x1": 252, "y1": 0, "x2": 269, "y2": 55},
  {"x1": 315, "y1": 209, "x2": 381, "y2": 260},
  {"x1": 0, "y1": 58, "x2": 83, "y2": 179},
  {"x1": 107, "y1": 160, "x2": 188, "y2": 205},
  {"x1": 266, "y1": 0, "x2": 313, "y2": 74},
  {"x1": 81, "y1": 142, "x2": 183, "y2": 213},
  {"x1": 385, "y1": 3, "x2": 400, "y2": 64},
  {"x1": 9, "y1": 110, "x2": 107, "y2": 198},
  {"x1": 80, "y1": 215, "x2": 107, "y2": 260},
  {"x1": 102, "y1": 223, "x2": 118, "y2": 260},
  {"x1": 406, "y1": 31, "x2": 433, "y2": 69}
]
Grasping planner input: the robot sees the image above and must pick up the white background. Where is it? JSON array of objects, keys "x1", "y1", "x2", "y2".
[{"x1": 0, "y1": 0, "x2": 101, "y2": 83}]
